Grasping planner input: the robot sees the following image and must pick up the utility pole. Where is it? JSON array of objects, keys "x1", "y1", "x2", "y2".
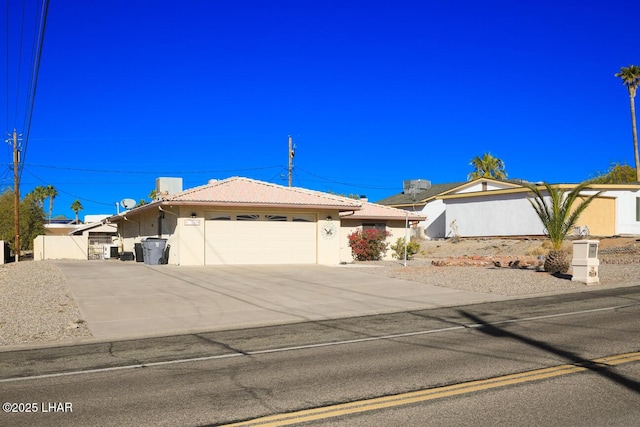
[
  {"x1": 288, "y1": 135, "x2": 294, "y2": 187},
  {"x1": 12, "y1": 129, "x2": 20, "y2": 262}
]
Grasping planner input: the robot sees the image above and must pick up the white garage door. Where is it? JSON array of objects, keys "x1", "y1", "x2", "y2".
[{"x1": 205, "y1": 213, "x2": 316, "y2": 265}]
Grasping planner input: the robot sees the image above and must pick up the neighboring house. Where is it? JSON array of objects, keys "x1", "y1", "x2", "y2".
[
  {"x1": 378, "y1": 178, "x2": 640, "y2": 238},
  {"x1": 377, "y1": 178, "x2": 519, "y2": 238},
  {"x1": 34, "y1": 221, "x2": 118, "y2": 260},
  {"x1": 44, "y1": 218, "x2": 81, "y2": 236},
  {"x1": 440, "y1": 182, "x2": 640, "y2": 238},
  {"x1": 339, "y1": 200, "x2": 426, "y2": 262}
]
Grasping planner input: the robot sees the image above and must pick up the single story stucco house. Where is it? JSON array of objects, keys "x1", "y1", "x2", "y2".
[
  {"x1": 440, "y1": 182, "x2": 640, "y2": 238},
  {"x1": 377, "y1": 178, "x2": 521, "y2": 238},
  {"x1": 75, "y1": 177, "x2": 425, "y2": 265},
  {"x1": 378, "y1": 178, "x2": 640, "y2": 238}
]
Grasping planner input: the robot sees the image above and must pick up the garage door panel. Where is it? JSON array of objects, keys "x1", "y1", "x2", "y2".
[{"x1": 205, "y1": 218, "x2": 316, "y2": 265}]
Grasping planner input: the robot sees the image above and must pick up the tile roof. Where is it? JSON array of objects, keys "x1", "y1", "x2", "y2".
[
  {"x1": 165, "y1": 177, "x2": 363, "y2": 209},
  {"x1": 340, "y1": 202, "x2": 426, "y2": 221}
]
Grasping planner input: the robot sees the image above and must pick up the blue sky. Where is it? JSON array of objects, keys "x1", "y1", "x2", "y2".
[{"x1": 2, "y1": 0, "x2": 638, "y2": 219}]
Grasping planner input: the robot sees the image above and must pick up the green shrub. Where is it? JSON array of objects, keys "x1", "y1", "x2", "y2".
[
  {"x1": 348, "y1": 229, "x2": 390, "y2": 261},
  {"x1": 391, "y1": 237, "x2": 421, "y2": 260}
]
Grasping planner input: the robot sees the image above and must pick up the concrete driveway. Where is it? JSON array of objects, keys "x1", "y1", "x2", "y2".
[{"x1": 54, "y1": 261, "x2": 507, "y2": 340}]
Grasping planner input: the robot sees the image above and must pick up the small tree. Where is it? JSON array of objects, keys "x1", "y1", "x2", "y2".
[
  {"x1": 390, "y1": 237, "x2": 421, "y2": 260},
  {"x1": 0, "y1": 188, "x2": 45, "y2": 251},
  {"x1": 589, "y1": 162, "x2": 636, "y2": 184},
  {"x1": 348, "y1": 228, "x2": 391, "y2": 261},
  {"x1": 524, "y1": 182, "x2": 601, "y2": 274}
]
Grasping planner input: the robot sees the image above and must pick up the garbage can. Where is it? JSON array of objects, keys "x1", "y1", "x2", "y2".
[
  {"x1": 134, "y1": 243, "x2": 144, "y2": 262},
  {"x1": 141, "y1": 238, "x2": 168, "y2": 265}
]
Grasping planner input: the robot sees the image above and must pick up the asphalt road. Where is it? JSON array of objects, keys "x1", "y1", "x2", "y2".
[{"x1": 1, "y1": 286, "x2": 639, "y2": 426}]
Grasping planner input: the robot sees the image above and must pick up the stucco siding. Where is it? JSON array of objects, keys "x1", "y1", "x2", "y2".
[
  {"x1": 33, "y1": 235, "x2": 87, "y2": 260},
  {"x1": 444, "y1": 190, "x2": 635, "y2": 238},
  {"x1": 609, "y1": 190, "x2": 640, "y2": 235},
  {"x1": 340, "y1": 219, "x2": 410, "y2": 262},
  {"x1": 420, "y1": 200, "x2": 447, "y2": 238},
  {"x1": 179, "y1": 214, "x2": 205, "y2": 266},
  {"x1": 445, "y1": 193, "x2": 544, "y2": 237}
]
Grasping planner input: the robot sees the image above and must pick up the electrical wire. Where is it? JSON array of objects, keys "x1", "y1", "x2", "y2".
[
  {"x1": 25, "y1": 163, "x2": 284, "y2": 175},
  {"x1": 4, "y1": 0, "x2": 9, "y2": 132},
  {"x1": 12, "y1": 0, "x2": 27, "y2": 130},
  {"x1": 23, "y1": 168, "x2": 118, "y2": 207},
  {"x1": 295, "y1": 166, "x2": 398, "y2": 190},
  {"x1": 19, "y1": 0, "x2": 50, "y2": 179}
]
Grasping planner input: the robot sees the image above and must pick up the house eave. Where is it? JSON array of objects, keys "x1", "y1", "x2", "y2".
[{"x1": 106, "y1": 200, "x2": 362, "y2": 222}]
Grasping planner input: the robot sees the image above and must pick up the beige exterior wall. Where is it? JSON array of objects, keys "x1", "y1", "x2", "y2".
[
  {"x1": 316, "y1": 212, "x2": 341, "y2": 265},
  {"x1": 116, "y1": 208, "x2": 179, "y2": 264},
  {"x1": 178, "y1": 210, "x2": 205, "y2": 266},
  {"x1": 0, "y1": 240, "x2": 9, "y2": 264},
  {"x1": 33, "y1": 235, "x2": 87, "y2": 260},
  {"x1": 116, "y1": 206, "x2": 344, "y2": 266},
  {"x1": 339, "y1": 219, "x2": 410, "y2": 262}
]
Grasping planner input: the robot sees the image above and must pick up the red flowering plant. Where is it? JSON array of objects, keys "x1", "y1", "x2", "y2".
[{"x1": 347, "y1": 228, "x2": 391, "y2": 261}]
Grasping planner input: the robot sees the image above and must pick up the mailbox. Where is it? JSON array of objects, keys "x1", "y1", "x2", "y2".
[{"x1": 571, "y1": 240, "x2": 599, "y2": 284}]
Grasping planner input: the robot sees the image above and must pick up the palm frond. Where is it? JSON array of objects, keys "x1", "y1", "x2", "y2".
[{"x1": 524, "y1": 182, "x2": 602, "y2": 251}]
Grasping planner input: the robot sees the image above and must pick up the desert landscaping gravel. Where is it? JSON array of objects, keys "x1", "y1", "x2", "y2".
[
  {"x1": 1, "y1": 237, "x2": 638, "y2": 347},
  {"x1": 0, "y1": 261, "x2": 92, "y2": 347},
  {"x1": 349, "y1": 259, "x2": 640, "y2": 296}
]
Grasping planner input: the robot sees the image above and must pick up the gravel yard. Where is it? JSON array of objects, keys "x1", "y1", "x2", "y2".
[
  {"x1": 348, "y1": 259, "x2": 640, "y2": 296},
  {"x1": 1, "y1": 237, "x2": 638, "y2": 347},
  {"x1": 0, "y1": 261, "x2": 92, "y2": 347}
]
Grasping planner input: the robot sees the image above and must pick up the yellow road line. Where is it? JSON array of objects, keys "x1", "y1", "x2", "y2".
[{"x1": 221, "y1": 351, "x2": 640, "y2": 427}]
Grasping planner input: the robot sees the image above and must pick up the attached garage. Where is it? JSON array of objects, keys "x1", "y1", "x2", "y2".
[{"x1": 205, "y1": 212, "x2": 317, "y2": 264}]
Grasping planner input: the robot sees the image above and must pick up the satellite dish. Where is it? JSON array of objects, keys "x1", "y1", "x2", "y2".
[{"x1": 120, "y1": 198, "x2": 136, "y2": 209}]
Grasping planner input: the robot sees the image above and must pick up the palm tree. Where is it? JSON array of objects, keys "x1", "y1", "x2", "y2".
[
  {"x1": 524, "y1": 181, "x2": 601, "y2": 274},
  {"x1": 615, "y1": 65, "x2": 640, "y2": 182},
  {"x1": 468, "y1": 153, "x2": 507, "y2": 180},
  {"x1": 70, "y1": 200, "x2": 83, "y2": 224},
  {"x1": 31, "y1": 185, "x2": 47, "y2": 209},
  {"x1": 44, "y1": 185, "x2": 58, "y2": 224}
]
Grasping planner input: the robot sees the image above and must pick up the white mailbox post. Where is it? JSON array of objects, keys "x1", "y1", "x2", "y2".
[{"x1": 571, "y1": 240, "x2": 599, "y2": 284}]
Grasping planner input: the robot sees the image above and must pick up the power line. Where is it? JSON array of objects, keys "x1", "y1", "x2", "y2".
[
  {"x1": 12, "y1": 0, "x2": 27, "y2": 130},
  {"x1": 22, "y1": 168, "x2": 117, "y2": 207},
  {"x1": 19, "y1": 0, "x2": 50, "y2": 179},
  {"x1": 4, "y1": 0, "x2": 9, "y2": 131},
  {"x1": 295, "y1": 166, "x2": 398, "y2": 190},
  {"x1": 25, "y1": 163, "x2": 284, "y2": 175}
]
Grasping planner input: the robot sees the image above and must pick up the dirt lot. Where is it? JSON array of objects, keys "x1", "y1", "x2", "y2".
[{"x1": 414, "y1": 236, "x2": 640, "y2": 266}]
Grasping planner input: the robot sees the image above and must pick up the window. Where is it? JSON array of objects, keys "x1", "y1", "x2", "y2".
[
  {"x1": 210, "y1": 214, "x2": 231, "y2": 221},
  {"x1": 265, "y1": 214, "x2": 287, "y2": 222},
  {"x1": 363, "y1": 223, "x2": 386, "y2": 231},
  {"x1": 236, "y1": 214, "x2": 260, "y2": 221},
  {"x1": 292, "y1": 214, "x2": 314, "y2": 222},
  {"x1": 636, "y1": 197, "x2": 640, "y2": 222}
]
